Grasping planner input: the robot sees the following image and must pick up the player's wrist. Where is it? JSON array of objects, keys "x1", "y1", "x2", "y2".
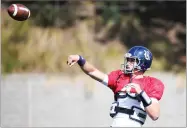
[
  {"x1": 77, "y1": 55, "x2": 86, "y2": 66},
  {"x1": 137, "y1": 91, "x2": 152, "y2": 107},
  {"x1": 136, "y1": 89, "x2": 142, "y2": 94}
]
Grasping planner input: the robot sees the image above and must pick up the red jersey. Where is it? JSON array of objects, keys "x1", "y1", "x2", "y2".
[{"x1": 107, "y1": 70, "x2": 164, "y2": 100}]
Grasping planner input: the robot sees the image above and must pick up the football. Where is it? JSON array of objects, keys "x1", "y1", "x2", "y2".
[{"x1": 7, "y1": 4, "x2": 30, "y2": 21}]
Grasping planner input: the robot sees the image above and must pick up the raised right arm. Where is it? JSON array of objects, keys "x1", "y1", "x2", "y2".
[{"x1": 67, "y1": 55, "x2": 108, "y2": 85}]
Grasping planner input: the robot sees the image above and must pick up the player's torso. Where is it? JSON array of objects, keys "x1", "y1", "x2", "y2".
[
  {"x1": 110, "y1": 92, "x2": 147, "y2": 127},
  {"x1": 110, "y1": 74, "x2": 150, "y2": 127}
]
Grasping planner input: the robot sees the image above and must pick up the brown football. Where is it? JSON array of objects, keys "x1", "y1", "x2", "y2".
[{"x1": 7, "y1": 4, "x2": 30, "y2": 21}]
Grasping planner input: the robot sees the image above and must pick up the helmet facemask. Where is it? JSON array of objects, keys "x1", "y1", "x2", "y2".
[{"x1": 121, "y1": 53, "x2": 141, "y2": 74}]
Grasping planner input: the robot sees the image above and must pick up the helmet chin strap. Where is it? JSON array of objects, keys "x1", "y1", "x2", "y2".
[
  {"x1": 125, "y1": 68, "x2": 141, "y2": 74},
  {"x1": 129, "y1": 73, "x2": 133, "y2": 83}
]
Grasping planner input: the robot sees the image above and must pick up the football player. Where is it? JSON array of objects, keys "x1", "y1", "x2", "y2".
[{"x1": 67, "y1": 46, "x2": 165, "y2": 127}]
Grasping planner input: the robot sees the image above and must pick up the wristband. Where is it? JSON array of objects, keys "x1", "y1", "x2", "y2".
[
  {"x1": 77, "y1": 55, "x2": 86, "y2": 66},
  {"x1": 137, "y1": 91, "x2": 152, "y2": 107}
]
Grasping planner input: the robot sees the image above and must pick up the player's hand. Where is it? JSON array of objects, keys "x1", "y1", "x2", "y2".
[
  {"x1": 122, "y1": 83, "x2": 142, "y2": 94},
  {"x1": 67, "y1": 55, "x2": 80, "y2": 67},
  {"x1": 128, "y1": 83, "x2": 142, "y2": 94}
]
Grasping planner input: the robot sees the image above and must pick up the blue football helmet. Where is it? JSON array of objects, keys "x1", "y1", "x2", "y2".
[{"x1": 122, "y1": 46, "x2": 153, "y2": 74}]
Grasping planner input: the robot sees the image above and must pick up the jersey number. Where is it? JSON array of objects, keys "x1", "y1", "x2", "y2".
[
  {"x1": 129, "y1": 106, "x2": 147, "y2": 125},
  {"x1": 110, "y1": 101, "x2": 119, "y2": 118}
]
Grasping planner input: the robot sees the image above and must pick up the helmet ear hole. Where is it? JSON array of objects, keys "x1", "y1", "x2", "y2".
[
  {"x1": 143, "y1": 62, "x2": 147, "y2": 66},
  {"x1": 136, "y1": 59, "x2": 139, "y2": 65}
]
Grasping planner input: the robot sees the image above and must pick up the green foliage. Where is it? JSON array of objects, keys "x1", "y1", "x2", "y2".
[
  {"x1": 101, "y1": 3, "x2": 121, "y2": 24},
  {"x1": 2, "y1": 43, "x2": 19, "y2": 73},
  {"x1": 31, "y1": 1, "x2": 76, "y2": 28},
  {"x1": 1, "y1": 1, "x2": 185, "y2": 74},
  {"x1": 1, "y1": 11, "x2": 31, "y2": 73}
]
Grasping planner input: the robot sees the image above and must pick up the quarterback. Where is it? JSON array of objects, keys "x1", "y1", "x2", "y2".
[{"x1": 67, "y1": 46, "x2": 165, "y2": 127}]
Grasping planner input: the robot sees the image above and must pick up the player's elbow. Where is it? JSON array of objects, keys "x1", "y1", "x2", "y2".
[
  {"x1": 150, "y1": 115, "x2": 159, "y2": 121},
  {"x1": 148, "y1": 109, "x2": 160, "y2": 121},
  {"x1": 147, "y1": 107, "x2": 160, "y2": 121}
]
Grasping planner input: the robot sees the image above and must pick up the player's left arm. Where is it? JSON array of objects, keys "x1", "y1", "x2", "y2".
[
  {"x1": 144, "y1": 97, "x2": 160, "y2": 121},
  {"x1": 129, "y1": 80, "x2": 164, "y2": 121},
  {"x1": 141, "y1": 79, "x2": 164, "y2": 121}
]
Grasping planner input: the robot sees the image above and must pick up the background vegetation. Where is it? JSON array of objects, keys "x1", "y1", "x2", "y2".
[{"x1": 1, "y1": 1, "x2": 186, "y2": 74}]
